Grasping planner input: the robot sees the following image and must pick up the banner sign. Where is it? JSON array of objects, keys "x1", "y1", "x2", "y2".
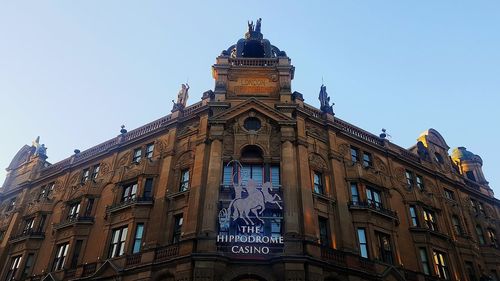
[{"x1": 217, "y1": 177, "x2": 284, "y2": 256}]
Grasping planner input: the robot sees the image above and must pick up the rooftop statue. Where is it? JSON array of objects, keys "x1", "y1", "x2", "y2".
[
  {"x1": 255, "y1": 18, "x2": 262, "y2": 33},
  {"x1": 177, "y1": 83, "x2": 190, "y2": 107},
  {"x1": 319, "y1": 84, "x2": 334, "y2": 115},
  {"x1": 32, "y1": 136, "x2": 47, "y2": 157}
]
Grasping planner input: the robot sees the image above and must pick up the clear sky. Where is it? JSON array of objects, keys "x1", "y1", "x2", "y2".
[{"x1": 0, "y1": 1, "x2": 499, "y2": 196}]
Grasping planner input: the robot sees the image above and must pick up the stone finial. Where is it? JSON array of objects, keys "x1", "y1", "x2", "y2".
[{"x1": 120, "y1": 125, "x2": 127, "y2": 134}]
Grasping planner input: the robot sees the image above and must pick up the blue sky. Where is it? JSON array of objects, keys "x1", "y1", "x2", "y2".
[{"x1": 0, "y1": 1, "x2": 499, "y2": 196}]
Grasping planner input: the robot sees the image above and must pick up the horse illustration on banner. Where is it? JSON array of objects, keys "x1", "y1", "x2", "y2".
[{"x1": 219, "y1": 162, "x2": 283, "y2": 228}]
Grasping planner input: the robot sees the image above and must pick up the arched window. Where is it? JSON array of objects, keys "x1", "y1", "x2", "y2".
[{"x1": 222, "y1": 146, "x2": 279, "y2": 188}]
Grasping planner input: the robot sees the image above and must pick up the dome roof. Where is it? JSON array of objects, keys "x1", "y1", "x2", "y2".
[{"x1": 451, "y1": 147, "x2": 483, "y2": 165}]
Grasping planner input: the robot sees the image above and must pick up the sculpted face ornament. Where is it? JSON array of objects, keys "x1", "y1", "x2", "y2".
[{"x1": 217, "y1": 161, "x2": 284, "y2": 255}]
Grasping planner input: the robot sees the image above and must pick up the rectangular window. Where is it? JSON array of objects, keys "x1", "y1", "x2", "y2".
[
  {"x1": 37, "y1": 215, "x2": 46, "y2": 232},
  {"x1": 465, "y1": 261, "x2": 477, "y2": 281},
  {"x1": 132, "y1": 148, "x2": 142, "y2": 163},
  {"x1": 6, "y1": 198, "x2": 16, "y2": 211},
  {"x1": 366, "y1": 187, "x2": 382, "y2": 209},
  {"x1": 180, "y1": 169, "x2": 190, "y2": 192},
  {"x1": 46, "y1": 182, "x2": 55, "y2": 197},
  {"x1": 145, "y1": 143, "x2": 154, "y2": 159},
  {"x1": 376, "y1": 232, "x2": 393, "y2": 264},
  {"x1": 52, "y1": 243, "x2": 69, "y2": 271},
  {"x1": 350, "y1": 146, "x2": 359, "y2": 163},
  {"x1": 81, "y1": 168, "x2": 90, "y2": 183},
  {"x1": 109, "y1": 226, "x2": 128, "y2": 258},
  {"x1": 405, "y1": 170, "x2": 414, "y2": 187},
  {"x1": 37, "y1": 185, "x2": 47, "y2": 200},
  {"x1": 350, "y1": 182, "x2": 359, "y2": 204},
  {"x1": 70, "y1": 240, "x2": 83, "y2": 269},
  {"x1": 444, "y1": 189, "x2": 455, "y2": 200},
  {"x1": 357, "y1": 228, "x2": 368, "y2": 258},
  {"x1": 318, "y1": 216, "x2": 330, "y2": 247},
  {"x1": 68, "y1": 202, "x2": 81, "y2": 220},
  {"x1": 223, "y1": 164, "x2": 234, "y2": 186},
  {"x1": 487, "y1": 228, "x2": 498, "y2": 247},
  {"x1": 143, "y1": 178, "x2": 154, "y2": 199},
  {"x1": 91, "y1": 164, "x2": 100, "y2": 180},
  {"x1": 433, "y1": 250, "x2": 449, "y2": 280},
  {"x1": 22, "y1": 217, "x2": 35, "y2": 234},
  {"x1": 362, "y1": 152, "x2": 373, "y2": 167},
  {"x1": 172, "y1": 214, "x2": 183, "y2": 243},
  {"x1": 419, "y1": 248, "x2": 431, "y2": 275},
  {"x1": 466, "y1": 171, "x2": 476, "y2": 181},
  {"x1": 409, "y1": 206, "x2": 419, "y2": 227},
  {"x1": 423, "y1": 209, "x2": 437, "y2": 231},
  {"x1": 476, "y1": 225, "x2": 486, "y2": 245},
  {"x1": 84, "y1": 198, "x2": 94, "y2": 217},
  {"x1": 122, "y1": 183, "x2": 138, "y2": 202},
  {"x1": 270, "y1": 165, "x2": 280, "y2": 188},
  {"x1": 451, "y1": 215, "x2": 462, "y2": 236},
  {"x1": 478, "y1": 202, "x2": 486, "y2": 216},
  {"x1": 21, "y1": 253, "x2": 34, "y2": 279},
  {"x1": 270, "y1": 212, "x2": 282, "y2": 239},
  {"x1": 313, "y1": 171, "x2": 324, "y2": 195},
  {"x1": 133, "y1": 224, "x2": 144, "y2": 254},
  {"x1": 241, "y1": 164, "x2": 263, "y2": 184},
  {"x1": 416, "y1": 175, "x2": 424, "y2": 190},
  {"x1": 5, "y1": 255, "x2": 22, "y2": 281}
]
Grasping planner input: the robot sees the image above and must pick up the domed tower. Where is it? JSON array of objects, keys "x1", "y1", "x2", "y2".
[
  {"x1": 211, "y1": 18, "x2": 295, "y2": 104},
  {"x1": 451, "y1": 147, "x2": 493, "y2": 195}
]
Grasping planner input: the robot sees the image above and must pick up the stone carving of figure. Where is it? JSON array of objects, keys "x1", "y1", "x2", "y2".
[
  {"x1": 230, "y1": 47, "x2": 237, "y2": 58},
  {"x1": 177, "y1": 83, "x2": 190, "y2": 107},
  {"x1": 255, "y1": 18, "x2": 262, "y2": 33}
]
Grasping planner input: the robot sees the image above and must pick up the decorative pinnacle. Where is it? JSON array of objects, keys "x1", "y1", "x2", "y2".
[{"x1": 120, "y1": 125, "x2": 127, "y2": 134}]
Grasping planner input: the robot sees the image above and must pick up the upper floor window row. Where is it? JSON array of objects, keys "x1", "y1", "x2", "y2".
[
  {"x1": 405, "y1": 170, "x2": 424, "y2": 190},
  {"x1": 350, "y1": 146, "x2": 373, "y2": 168},
  {"x1": 120, "y1": 178, "x2": 155, "y2": 202},
  {"x1": 470, "y1": 198, "x2": 486, "y2": 216},
  {"x1": 37, "y1": 182, "x2": 55, "y2": 201},
  {"x1": 223, "y1": 163, "x2": 280, "y2": 188},
  {"x1": 81, "y1": 164, "x2": 100, "y2": 183},
  {"x1": 132, "y1": 143, "x2": 155, "y2": 163}
]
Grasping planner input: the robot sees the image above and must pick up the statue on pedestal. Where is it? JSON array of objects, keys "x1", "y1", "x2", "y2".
[{"x1": 319, "y1": 84, "x2": 334, "y2": 115}]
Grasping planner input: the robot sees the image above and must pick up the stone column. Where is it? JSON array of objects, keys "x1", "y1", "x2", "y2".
[
  {"x1": 296, "y1": 143, "x2": 317, "y2": 241},
  {"x1": 199, "y1": 127, "x2": 223, "y2": 252},
  {"x1": 281, "y1": 126, "x2": 302, "y2": 254}
]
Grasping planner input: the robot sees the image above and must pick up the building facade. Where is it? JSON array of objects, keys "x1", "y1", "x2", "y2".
[{"x1": 1, "y1": 21, "x2": 499, "y2": 281}]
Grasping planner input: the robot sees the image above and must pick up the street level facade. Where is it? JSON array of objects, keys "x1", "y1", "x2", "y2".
[{"x1": 1, "y1": 21, "x2": 499, "y2": 281}]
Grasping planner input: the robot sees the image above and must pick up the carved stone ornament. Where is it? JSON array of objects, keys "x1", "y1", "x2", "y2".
[
  {"x1": 374, "y1": 156, "x2": 388, "y2": 174},
  {"x1": 175, "y1": 151, "x2": 194, "y2": 169},
  {"x1": 68, "y1": 171, "x2": 81, "y2": 187},
  {"x1": 117, "y1": 151, "x2": 132, "y2": 168},
  {"x1": 155, "y1": 139, "x2": 168, "y2": 153},
  {"x1": 392, "y1": 167, "x2": 405, "y2": 183},
  {"x1": 309, "y1": 153, "x2": 328, "y2": 172},
  {"x1": 337, "y1": 143, "x2": 349, "y2": 157},
  {"x1": 100, "y1": 162, "x2": 111, "y2": 175}
]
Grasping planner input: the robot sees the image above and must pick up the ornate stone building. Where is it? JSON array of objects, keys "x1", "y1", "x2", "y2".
[{"x1": 0, "y1": 21, "x2": 499, "y2": 281}]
